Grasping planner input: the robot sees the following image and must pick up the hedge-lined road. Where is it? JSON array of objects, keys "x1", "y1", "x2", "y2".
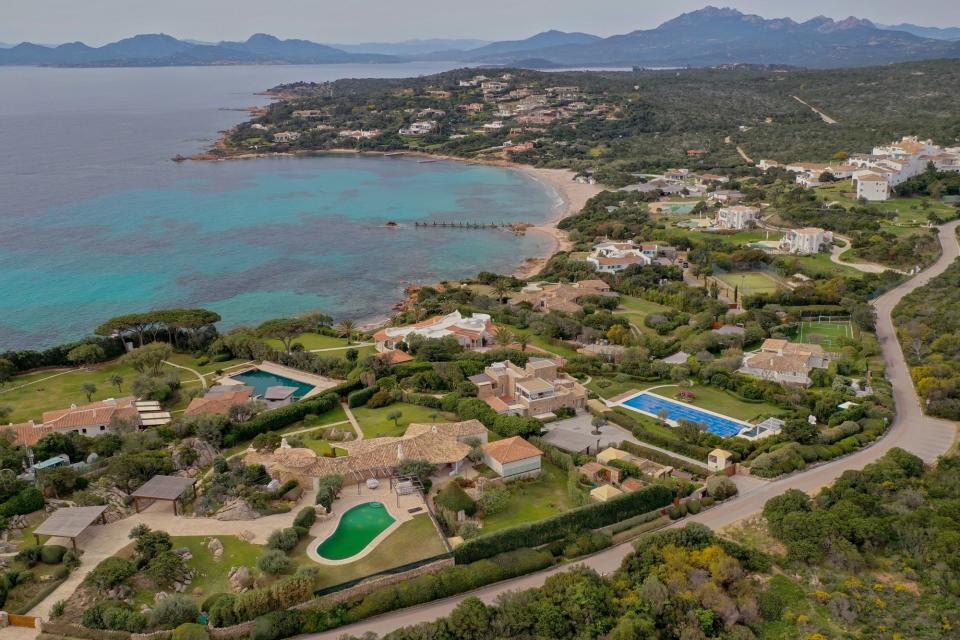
[{"x1": 300, "y1": 221, "x2": 959, "y2": 640}]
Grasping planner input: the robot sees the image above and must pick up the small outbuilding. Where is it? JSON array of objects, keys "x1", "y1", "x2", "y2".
[
  {"x1": 590, "y1": 484, "x2": 624, "y2": 502},
  {"x1": 33, "y1": 505, "x2": 108, "y2": 550},
  {"x1": 707, "y1": 448, "x2": 734, "y2": 473},
  {"x1": 481, "y1": 436, "x2": 543, "y2": 480}
]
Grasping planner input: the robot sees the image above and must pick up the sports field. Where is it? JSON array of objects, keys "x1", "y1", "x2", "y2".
[
  {"x1": 716, "y1": 271, "x2": 782, "y2": 296},
  {"x1": 793, "y1": 320, "x2": 854, "y2": 347}
]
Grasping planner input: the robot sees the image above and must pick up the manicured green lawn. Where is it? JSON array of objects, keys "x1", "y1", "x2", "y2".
[
  {"x1": 817, "y1": 180, "x2": 955, "y2": 227},
  {"x1": 649, "y1": 384, "x2": 786, "y2": 422},
  {"x1": 587, "y1": 376, "x2": 659, "y2": 400},
  {"x1": 481, "y1": 462, "x2": 575, "y2": 533},
  {"x1": 792, "y1": 321, "x2": 854, "y2": 348},
  {"x1": 0, "y1": 359, "x2": 187, "y2": 422},
  {"x1": 783, "y1": 250, "x2": 861, "y2": 277},
  {"x1": 352, "y1": 403, "x2": 455, "y2": 438},
  {"x1": 716, "y1": 271, "x2": 783, "y2": 296},
  {"x1": 508, "y1": 326, "x2": 581, "y2": 359},
  {"x1": 264, "y1": 333, "x2": 356, "y2": 351},
  {"x1": 166, "y1": 352, "x2": 248, "y2": 376},
  {"x1": 307, "y1": 514, "x2": 448, "y2": 589},
  {"x1": 170, "y1": 535, "x2": 263, "y2": 600}
]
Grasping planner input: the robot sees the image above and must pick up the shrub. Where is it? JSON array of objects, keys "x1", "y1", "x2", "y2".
[
  {"x1": 266, "y1": 528, "x2": 300, "y2": 552},
  {"x1": 173, "y1": 623, "x2": 210, "y2": 640},
  {"x1": 15, "y1": 545, "x2": 42, "y2": 566},
  {"x1": 151, "y1": 594, "x2": 200, "y2": 628},
  {"x1": 83, "y1": 602, "x2": 147, "y2": 632},
  {"x1": 435, "y1": 482, "x2": 476, "y2": 516},
  {"x1": 293, "y1": 506, "x2": 316, "y2": 529},
  {"x1": 315, "y1": 474, "x2": 344, "y2": 511},
  {"x1": 201, "y1": 592, "x2": 229, "y2": 612},
  {"x1": 0, "y1": 486, "x2": 45, "y2": 517},
  {"x1": 455, "y1": 484, "x2": 674, "y2": 564},
  {"x1": 39, "y1": 544, "x2": 67, "y2": 565},
  {"x1": 258, "y1": 549, "x2": 291, "y2": 575},
  {"x1": 50, "y1": 600, "x2": 67, "y2": 618},
  {"x1": 84, "y1": 556, "x2": 136, "y2": 591},
  {"x1": 478, "y1": 486, "x2": 510, "y2": 516},
  {"x1": 249, "y1": 610, "x2": 303, "y2": 640},
  {"x1": 365, "y1": 389, "x2": 394, "y2": 409},
  {"x1": 705, "y1": 475, "x2": 739, "y2": 500},
  {"x1": 347, "y1": 385, "x2": 379, "y2": 408},
  {"x1": 207, "y1": 593, "x2": 239, "y2": 627},
  {"x1": 702, "y1": 496, "x2": 716, "y2": 507},
  {"x1": 686, "y1": 498, "x2": 702, "y2": 514}
]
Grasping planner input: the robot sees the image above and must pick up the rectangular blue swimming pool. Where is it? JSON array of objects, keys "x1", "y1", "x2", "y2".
[
  {"x1": 230, "y1": 369, "x2": 315, "y2": 399},
  {"x1": 621, "y1": 392, "x2": 745, "y2": 437}
]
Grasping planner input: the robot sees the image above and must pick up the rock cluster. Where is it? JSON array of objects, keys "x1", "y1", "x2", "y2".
[
  {"x1": 207, "y1": 537, "x2": 224, "y2": 562},
  {"x1": 228, "y1": 566, "x2": 252, "y2": 592},
  {"x1": 213, "y1": 497, "x2": 260, "y2": 521}
]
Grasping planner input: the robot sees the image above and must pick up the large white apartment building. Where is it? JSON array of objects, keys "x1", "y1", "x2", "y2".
[{"x1": 849, "y1": 137, "x2": 960, "y2": 201}]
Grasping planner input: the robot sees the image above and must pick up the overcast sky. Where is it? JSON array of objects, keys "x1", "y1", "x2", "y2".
[{"x1": 4, "y1": 0, "x2": 959, "y2": 45}]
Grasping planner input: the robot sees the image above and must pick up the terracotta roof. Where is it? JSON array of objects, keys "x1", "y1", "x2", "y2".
[
  {"x1": 185, "y1": 388, "x2": 253, "y2": 417},
  {"x1": 404, "y1": 420, "x2": 488, "y2": 440},
  {"x1": 483, "y1": 396, "x2": 511, "y2": 413},
  {"x1": 482, "y1": 436, "x2": 543, "y2": 464},
  {"x1": 621, "y1": 477, "x2": 646, "y2": 492},
  {"x1": 376, "y1": 350, "x2": 415, "y2": 364},
  {"x1": 742, "y1": 352, "x2": 811, "y2": 374},
  {"x1": 3, "y1": 421, "x2": 56, "y2": 446},
  {"x1": 42, "y1": 397, "x2": 139, "y2": 430}
]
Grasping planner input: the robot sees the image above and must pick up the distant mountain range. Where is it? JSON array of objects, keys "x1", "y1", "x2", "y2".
[
  {"x1": 2, "y1": 7, "x2": 959, "y2": 68},
  {"x1": 878, "y1": 23, "x2": 960, "y2": 41}
]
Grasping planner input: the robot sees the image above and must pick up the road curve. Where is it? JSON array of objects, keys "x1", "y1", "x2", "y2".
[{"x1": 299, "y1": 221, "x2": 959, "y2": 640}]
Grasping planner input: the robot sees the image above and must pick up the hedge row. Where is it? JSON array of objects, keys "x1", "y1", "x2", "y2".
[
  {"x1": 617, "y1": 441, "x2": 710, "y2": 477},
  {"x1": 608, "y1": 409, "x2": 711, "y2": 461},
  {"x1": 452, "y1": 483, "x2": 674, "y2": 564},
  {"x1": 299, "y1": 548, "x2": 554, "y2": 633},
  {"x1": 225, "y1": 386, "x2": 350, "y2": 444},
  {"x1": 209, "y1": 570, "x2": 317, "y2": 627},
  {"x1": 347, "y1": 385, "x2": 378, "y2": 408}
]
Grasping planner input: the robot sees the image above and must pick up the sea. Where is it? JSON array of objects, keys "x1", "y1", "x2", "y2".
[{"x1": 0, "y1": 63, "x2": 560, "y2": 351}]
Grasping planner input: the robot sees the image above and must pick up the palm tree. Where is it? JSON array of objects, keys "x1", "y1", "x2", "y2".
[
  {"x1": 491, "y1": 279, "x2": 510, "y2": 304},
  {"x1": 108, "y1": 375, "x2": 124, "y2": 392},
  {"x1": 494, "y1": 326, "x2": 515, "y2": 348},
  {"x1": 337, "y1": 320, "x2": 357, "y2": 345},
  {"x1": 517, "y1": 334, "x2": 531, "y2": 353}
]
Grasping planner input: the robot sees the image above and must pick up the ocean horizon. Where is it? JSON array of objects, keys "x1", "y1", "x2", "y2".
[{"x1": 0, "y1": 64, "x2": 559, "y2": 351}]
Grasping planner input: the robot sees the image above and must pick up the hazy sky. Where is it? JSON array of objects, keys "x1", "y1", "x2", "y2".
[{"x1": 3, "y1": 0, "x2": 959, "y2": 45}]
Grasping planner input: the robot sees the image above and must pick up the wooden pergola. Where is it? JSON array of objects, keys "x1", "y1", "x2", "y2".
[
  {"x1": 130, "y1": 475, "x2": 197, "y2": 515},
  {"x1": 33, "y1": 505, "x2": 108, "y2": 551}
]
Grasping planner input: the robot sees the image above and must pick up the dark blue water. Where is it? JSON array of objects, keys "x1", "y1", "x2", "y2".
[{"x1": 0, "y1": 65, "x2": 558, "y2": 350}]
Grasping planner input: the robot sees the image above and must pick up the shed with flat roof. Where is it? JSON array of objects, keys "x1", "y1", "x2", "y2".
[
  {"x1": 130, "y1": 475, "x2": 197, "y2": 515},
  {"x1": 33, "y1": 505, "x2": 108, "y2": 550}
]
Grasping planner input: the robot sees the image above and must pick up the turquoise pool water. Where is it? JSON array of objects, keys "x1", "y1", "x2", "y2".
[
  {"x1": 316, "y1": 502, "x2": 396, "y2": 560},
  {"x1": 230, "y1": 369, "x2": 315, "y2": 398}
]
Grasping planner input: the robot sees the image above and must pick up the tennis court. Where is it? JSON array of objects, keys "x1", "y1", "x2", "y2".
[{"x1": 716, "y1": 271, "x2": 782, "y2": 296}]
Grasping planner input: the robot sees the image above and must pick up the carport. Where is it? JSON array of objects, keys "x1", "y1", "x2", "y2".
[
  {"x1": 33, "y1": 505, "x2": 108, "y2": 551},
  {"x1": 130, "y1": 475, "x2": 197, "y2": 515}
]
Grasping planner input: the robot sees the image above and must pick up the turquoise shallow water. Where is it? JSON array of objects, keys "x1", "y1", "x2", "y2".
[
  {"x1": 0, "y1": 154, "x2": 557, "y2": 350},
  {"x1": 0, "y1": 63, "x2": 561, "y2": 351}
]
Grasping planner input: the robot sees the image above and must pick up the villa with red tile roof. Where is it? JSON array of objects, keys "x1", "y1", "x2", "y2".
[
  {"x1": 481, "y1": 436, "x2": 543, "y2": 480},
  {"x1": 3, "y1": 397, "x2": 141, "y2": 446},
  {"x1": 185, "y1": 386, "x2": 253, "y2": 417},
  {"x1": 374, "y1": 311, "x2": 494, "y2": 352}
]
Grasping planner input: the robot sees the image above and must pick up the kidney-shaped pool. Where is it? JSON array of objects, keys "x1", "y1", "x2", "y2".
[{"x1": 315, "y1": 502, "x2": 396, "y2": 561}]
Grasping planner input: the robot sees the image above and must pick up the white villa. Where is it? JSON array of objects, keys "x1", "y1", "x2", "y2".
[
  {"x1": 587, "y1": 241, "x2": 651, "y2": 273},
  {"x1": 739, "y1": 339, "x2": 830, "y2": 386},
  {"x1": 716, "y1": 205, "x2": 760, "y2": 230},
  {"x1": 779, "y1": 227, "x2": 832, "y2": 255},
  {"x1": 399, "y1": 120, "x2": 437, "y2": 136},
  {"x1": 374, "y1": 311, "x2": 494, "y2": 352},
  {"x1": 272, "y1": 131, "x2": 301, "y2": 143}
]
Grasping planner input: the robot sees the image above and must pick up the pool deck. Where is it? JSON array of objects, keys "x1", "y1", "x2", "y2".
[
  {"x1": 218, "y1": 361, "x2": 341, "y2": 397},
  {"x1": 306, "y1": 482, "x2": 427, "y2": 566}
]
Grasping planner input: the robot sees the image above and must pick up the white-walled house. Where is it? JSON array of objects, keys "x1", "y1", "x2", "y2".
[
  {"x1": 481, "y1": 436, "x2": 543, "y2": 480},
  {"x1": 587, "y1": 241, "x2": 651, "y2": 272},
  {"x1": 854, "y1": 172, "x2": 891, "y2": 201},
  {"x1": 779, "y1": 228, "x2": 832, "y2": 255},
  {"x1": 716, "y1": 205, "x2": 760, "y2": 230},
  {"x1": 374, "y1": 310, "x2": 494, "y2": 351}
]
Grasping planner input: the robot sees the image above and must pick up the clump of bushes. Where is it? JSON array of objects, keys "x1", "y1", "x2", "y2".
[
  {"x1": 315, "y1": 474, "x2": 344, "y2": 511},
  {"x1": 151, "y1": 594, "x2": 200, "y2": 628},
  {"x1": 705, "y1": 475, "x2": 739, "y2": 500},
  {"x1": 293, "y1": 506, "x2": 316, "y2": 529},
  {"x1": 266, "y1": 527, "x2": 301, "y2": 552},
  {"x1": 434, "y1": 482, "x2": 476, "y2": 516},
  {"x1": 173, "y1": 622, "x2": 210, "y2": 640},
  {"x1": 82, "y1": 601, "x2": 148, "y2": 632},
  {"x1": 258, "y1": 549, "x2": 291, "y2": 575}
]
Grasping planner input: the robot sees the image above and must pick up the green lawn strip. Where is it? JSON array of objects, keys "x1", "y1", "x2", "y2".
[
  {"x1": 480, "y1": 461, "x2": 575, "y2": 533},
  {"x1": 1, "y1": 359, "x2": 188, "y2": 423},
  {"x1": 507, "y1": 327, "x2": 580, "y2": 359},
  {"x1": 587, "y1": 377, "x2": 660, "y2": 400},
  {"x1": 298, "y1": 514, "x2": 448, "y2": 590},
  {"x1": 264, "y1": 333, "x2": 352, "y2": 351},
  {"x1": 165, "y1": 353, "x2": 248, "y2": 376},
  {"x1": 352, "y1": 403, "x2": 456, "y2": 439},
  {"x1": 648, "y1": 384, "x2": 785, "y2": 422}
]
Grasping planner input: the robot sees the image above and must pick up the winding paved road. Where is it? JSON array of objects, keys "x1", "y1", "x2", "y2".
[{"x1": 301, "y1": 221, "x2": 959, "y2": 640}]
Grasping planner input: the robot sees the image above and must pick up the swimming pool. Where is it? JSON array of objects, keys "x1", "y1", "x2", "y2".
[
  {"x1": 620, "y1": 392, "x2": 747, "y2": 437},
  {"x1": 316, "y1": 502, "x2": 396, "y2": 561},
  {"x1": 230, "y1": 369, "x2": 315, "y2": 398}
]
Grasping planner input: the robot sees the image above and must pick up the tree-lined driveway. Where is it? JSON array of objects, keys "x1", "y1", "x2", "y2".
[{"x1": 299, "y1": 221, "x2": 958, "y2": 640}]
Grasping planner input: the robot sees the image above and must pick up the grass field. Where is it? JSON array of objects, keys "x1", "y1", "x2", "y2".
[
  {"x1": 308, "y1": 514, "x2": 447, "y2": 589},
  {"x1": 165, "y1": 353, "x2": 249, "y2": 376},
  {"x1": 352, "y1": 402, "x2": 456, "y2": 438},
  {"x1": 793, "y1": 320, "x2": 854, "y2": 348},
  {"x1": 0, "y1": 359, "x2": 188, "y2": 423},
  {"x1": 507, "y1": 326, "x2": 581, "y2": 359},
  {"x1": 816, "y1": 180, "x2": 955, "y2": 230},
  {"x1": 716, "y1": 271, "x2": 783, "y2": 296},
  {"x1": 648, "y1": 384, "x2": 786, "y2": 422},
  {"x1": 614, "y1": 296, "x2": 672, "y2": 334},
  {"x1": 481, "y1": 461, "x2": 576, "y2": 533},
  {"x1": 587, "y1": 376, "x2": 660, "y2": 400}
]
